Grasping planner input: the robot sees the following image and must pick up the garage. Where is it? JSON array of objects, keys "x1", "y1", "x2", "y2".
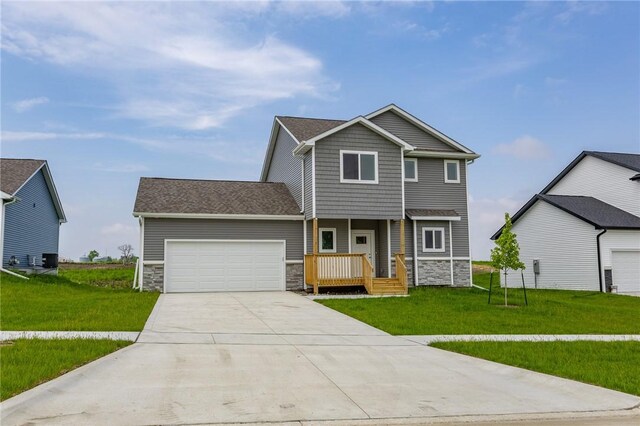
[
  {"x1": 164, "y1": 240, "x2": 285, "y2": 293},
  {"x1": 612, "y1": 250, "x2": 640, "y2": 295}
]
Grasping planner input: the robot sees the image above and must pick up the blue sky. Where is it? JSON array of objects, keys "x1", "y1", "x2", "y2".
[{"x1": 2, "y1": 1, "x2": 638, "y2": 260}]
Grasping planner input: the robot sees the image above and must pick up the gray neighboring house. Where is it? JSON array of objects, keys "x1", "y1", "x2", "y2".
[
  {"x1": 492, "y1": 151, "x2": 640, "y2": 295},
  {"x1": 133, "y1": 104, "x2": 480, "y2": 292},
  {"x1": 0, "y1": 159, "x2": 66, "y2": 271}
]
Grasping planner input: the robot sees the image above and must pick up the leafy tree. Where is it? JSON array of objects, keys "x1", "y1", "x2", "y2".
[
  {"x1": 491, "y1": 213, "x2": 525, "y2": 306},
  {"x1": 88, "y1": 250, "x2": 99, "y2": 262},
  {"x1": 118, "y1": 244, "x2": 134, "y2": 264}
]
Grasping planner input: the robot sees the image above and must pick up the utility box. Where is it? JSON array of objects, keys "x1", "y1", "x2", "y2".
[{"x1": 533, "y1": 259, "x2": 540, "y2": 275}]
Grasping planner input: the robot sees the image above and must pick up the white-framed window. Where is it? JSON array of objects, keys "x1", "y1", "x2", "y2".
[
  {"x1": 404, "y1": 158, "x2": 418, "y2": 182},
  {"x1": 422, "y1": 227, "x2": 445, "y2": 252},
  {"x1": 340, "y1": 150, "x2": 378, "y2": 184},
  {"x1": 319, "y1": 228, "x2": 337, "y2": 253},
  {"x1": 444, "y1": 159, "x2": 460, "y2": 183}
]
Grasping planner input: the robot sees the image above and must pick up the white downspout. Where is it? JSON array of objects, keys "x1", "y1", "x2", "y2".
[
  {"x1": 138, "y1": 216, "x2": 144, "y2": 292},
  {"x1": 449, "y1": 220, "x2": 454, "y2": 286},
  {"x1": 387, "y1": 219, "x2": 391, "y2": 278},
  {"x1": 413, "y1": 220, "x2": 418, "y2": 286}
]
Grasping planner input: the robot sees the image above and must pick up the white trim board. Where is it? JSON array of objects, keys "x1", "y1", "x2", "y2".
[{"x1": 409, "y1": 216, "x2": 461, "y2": 221}]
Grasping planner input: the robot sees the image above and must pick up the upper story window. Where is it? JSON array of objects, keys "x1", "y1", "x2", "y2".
[
  {"x1": 422, "y1": 227, "x2": 445, "y2": 252},
  {"x1": 444, "y1": 160, "x2": 460, "y2": 183},
  {"x1": 340, "y1": 150, "x2": 378, "y2": 184},
  {"x1": 404, "y1": 158, "x2": 418, "y2": 182}
]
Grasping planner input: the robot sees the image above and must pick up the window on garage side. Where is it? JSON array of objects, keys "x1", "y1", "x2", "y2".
[
  {"x1": 423, "y1": 227, "x2": 445, "y2": 252},
  {"x1": 319, "y1": 228, "x2": 337, "y2": 253}
]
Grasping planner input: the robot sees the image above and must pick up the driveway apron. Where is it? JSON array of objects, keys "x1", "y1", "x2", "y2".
[{"x1": 2, "y1": 292, "x2": 638, "y2": 425}]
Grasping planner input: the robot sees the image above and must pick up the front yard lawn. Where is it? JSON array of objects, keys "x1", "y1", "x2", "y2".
[
  {"x1": 0, "y1": 339, "x2": 131, "y2": 401},
  {"x1": 431, "y1": 341, "x2": 640, "y2": 396},
  {"x1": 1, "y1": 272, "x2": 158, "y2": 331},
  {"x1": 59, "y1": 263, "x2": 136, "y2": 289},
  {"x1": 317, "y1": 273, "x2": 640, "y2": 335}
]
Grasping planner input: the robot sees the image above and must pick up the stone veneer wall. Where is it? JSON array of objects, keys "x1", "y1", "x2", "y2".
[
  {"x1": 143, "y1": 264, "x2": 164, "y2": 292},
  {"x1": 415, "y1": 259, "x2": 471, "y2": 287},
  {"x1": 286, "y1": 263, "x2": 304, "y2": 290}
]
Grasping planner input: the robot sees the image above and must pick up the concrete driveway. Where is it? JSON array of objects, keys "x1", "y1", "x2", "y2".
[{"x1": 2, "y1": 292, "x2": 639, "y2": 425}]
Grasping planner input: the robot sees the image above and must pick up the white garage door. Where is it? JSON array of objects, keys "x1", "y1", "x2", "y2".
[
  {"x1": 165, "y1": 240, "x2": 285, "y2": 293},
  {"x1": 612, "y1": 251, "x2": 640, "y2": 294}
]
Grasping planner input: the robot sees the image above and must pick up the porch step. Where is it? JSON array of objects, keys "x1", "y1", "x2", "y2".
[{"x1": 371, "y1": 278, "x2": 407, "y2": 295}]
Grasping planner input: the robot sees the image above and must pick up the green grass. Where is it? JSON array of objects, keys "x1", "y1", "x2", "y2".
[
  {"x1": 1, "y1": 272, "x2": 158, "y2": 331},
  {"x1": 0, "y1": 339, "x2": 131, "y2": 401},
  {"x1": 317, "y1": 272, "x2": 640, "y2": 335},
  {"x1": 59, "y1": 265, "x2": 135, "y2": 289},
  {"x1": 431, "y1": 341, "x2": 640, "y2": 396}
]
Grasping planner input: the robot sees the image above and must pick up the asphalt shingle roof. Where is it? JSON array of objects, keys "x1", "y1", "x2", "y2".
[
  {"x1": 0, "y1": 158, "x2": 46, "y2": 195},
  {"x1": 133, "y1": 178, "x2": 302, "y2": 216},
  {"x1": 538, "y1": 194, "x2": 640, "y2": 229},
  {"x1": 277, "y1": 116, "x2": 346, "y2": 142},
  {"x1": 406, "y1": 209, "x2": 459, "y2": 219},
  {"x1": 585, "y1": 151, "x2": 640, "y2": 173}
]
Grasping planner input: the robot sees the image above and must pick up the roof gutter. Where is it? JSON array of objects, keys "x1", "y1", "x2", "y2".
[
  {"x1": 132, "y1": 212, "x2": 305, "y2": 221},
  {"x1": 596, "y1": 229, "x2": 607, "y2": 293}
]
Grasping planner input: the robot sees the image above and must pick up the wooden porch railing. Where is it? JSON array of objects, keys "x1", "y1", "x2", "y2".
[
  {"x1": 394, "y1": 253, "x2": 408, "y2": 294},
  {"x1": 304, "y1": 253, "x2": 371, "y2": 294}
]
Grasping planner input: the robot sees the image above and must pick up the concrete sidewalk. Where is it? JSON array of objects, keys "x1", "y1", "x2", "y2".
[{"x1": 1, "y1": 292, "x2": 638, "y2": 425}]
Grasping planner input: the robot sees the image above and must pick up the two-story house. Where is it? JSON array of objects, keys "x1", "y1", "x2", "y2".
[
  {"x1": 492, "y1": 151, "x2": 640, "y2": 296},
  {"x1": 133, "y1": 105, "x2": 479, "y2": 293}
]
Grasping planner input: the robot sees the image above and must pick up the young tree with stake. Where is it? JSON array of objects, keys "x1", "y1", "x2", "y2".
[{"x1": 491, "y1": 213, "x2": 525, "y2": 306}]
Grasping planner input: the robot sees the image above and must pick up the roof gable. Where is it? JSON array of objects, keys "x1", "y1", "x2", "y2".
[
  {"x1": 365, "y1": 104, "x2": 476, "y2": 155},
  {"x1": 134, "y1": 178, "x2": 302, "y2": 217},
  {"x1": 277, "y1": 116, "x2": 346, "y2": 142},
  {"x1": 0, "y1": 158, "x2": 66, "y2": 222}
]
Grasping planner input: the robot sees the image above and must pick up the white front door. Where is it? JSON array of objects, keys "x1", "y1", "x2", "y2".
[{"x1": 351, "y1": 230, "x2": 375, "y2": 274}]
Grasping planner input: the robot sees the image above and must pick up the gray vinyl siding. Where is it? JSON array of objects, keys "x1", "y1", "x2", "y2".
[
  {"x1": 265, "y1": 127, "x2": 302, "y2": 210},
  {"x1": 3, "y1": 170, "x2": 60, "y2": 267},
  {"x1": 390, "y1": 219, "x2": 414, "y2": 258},
  {"x1": 378, "y1": 220, "x2": 389, "y2": 277},
  {"x1": 306, "y1": 219, "x2": 348, "y2": 253},
  {"x1": 304, "y1": 152, "x2": 313, "y2": 219},
  {"x1": 144, "y1": 218, "x2": 303, "y2": 261},
  {"x1": 315, "y1": 124, "x2": 403, "y2": 219},
  {"x1": 370, "y1": 110, "x2": 457, "y2": 152},
  {"x1": 405, "y1": 158, "x2": 470, "y2": 257},
  {"x1": 415, "y1": 220, "x2": 450, "y2": 258}
]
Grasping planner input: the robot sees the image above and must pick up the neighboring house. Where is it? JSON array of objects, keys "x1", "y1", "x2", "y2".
[
  {"x1": 0, "y1": 159, "x2": 66, "y2": 271},
  {"x1": 133, "y1": 104, "x2": 480, "y2": 293},
  {"x1": 492, "y1": 151, "x2": 640, "y2": 296}
]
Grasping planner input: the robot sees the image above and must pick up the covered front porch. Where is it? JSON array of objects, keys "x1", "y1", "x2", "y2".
[{"x1": 303, "y1": 218, "x2": 408, "y2": 295}]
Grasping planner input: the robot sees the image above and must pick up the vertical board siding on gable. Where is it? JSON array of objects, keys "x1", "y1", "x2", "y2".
[
  {"x1": 315, "y1": 124, "x2": 403, "y2": 219},
  {"x1": 405, "y1": 158, "x2": 470, "y2": 257},
  {"x1": 266, "y1": 127, "x2": 303, "y2": 210},
  {"x1": 144, "y1": 218, "x2": 303, "y2": 261},
  {"x1": 505, "y1": 200, "x2": 599, "y2": 291},
  {"x1": 369, "y1": 110, "x2": 457, "y2": 152},
  {"x1": 304, "y1": 153, "x2": 313, "y2": 219},
  {"x1": 3, "y1": 170, "x2": 60, "y2": 267},
  {"x1": 547, "y1": 156, "x2": 640, "y2": 217}
]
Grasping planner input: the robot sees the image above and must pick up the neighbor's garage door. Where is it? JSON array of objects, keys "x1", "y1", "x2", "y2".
[
  {"x1": 612, "y1": 250, "x2": 640, "y2": 294},
  {"x1": 165, "y1": 240, "x2": 285, "y2": 292}
]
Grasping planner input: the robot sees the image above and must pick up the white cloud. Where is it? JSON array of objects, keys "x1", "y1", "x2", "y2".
[
  {"x1": 469, "y1": 196, "x2": 526, "y2": 260},
  {"x1": 1, "y1": 131, "x2": 105, "y2": 142},
  {"x1": 92, "y1": 162, "x2": 149, "y2": 173},
  {"x1": 100, "y1": 222, "x2": 137, "y2": 237},
  {"x1": 493, "y1": 135, "x2": 552, "y2": 160},
  {"x1": 1, "y1": 2, "x2": 336, "y2": 130},
  {"x1": 555, "y1": 1, "x2": 608, "y2": 23},
  {"x1": 12, "y1": 96, "x2": 49, "y2": 112},
  {"x1": 276, "y1": 1, "x2": 350, "y2": 19}
]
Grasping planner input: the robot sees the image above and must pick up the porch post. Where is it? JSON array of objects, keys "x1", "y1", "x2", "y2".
[{"x1": 312, "y1": 218, "x2": 319, "y2": 294}]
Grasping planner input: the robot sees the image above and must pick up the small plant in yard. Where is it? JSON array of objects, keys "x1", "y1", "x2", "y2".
[{"x1": 490, "y1": 213, "x2": 525, "y2": 306}]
